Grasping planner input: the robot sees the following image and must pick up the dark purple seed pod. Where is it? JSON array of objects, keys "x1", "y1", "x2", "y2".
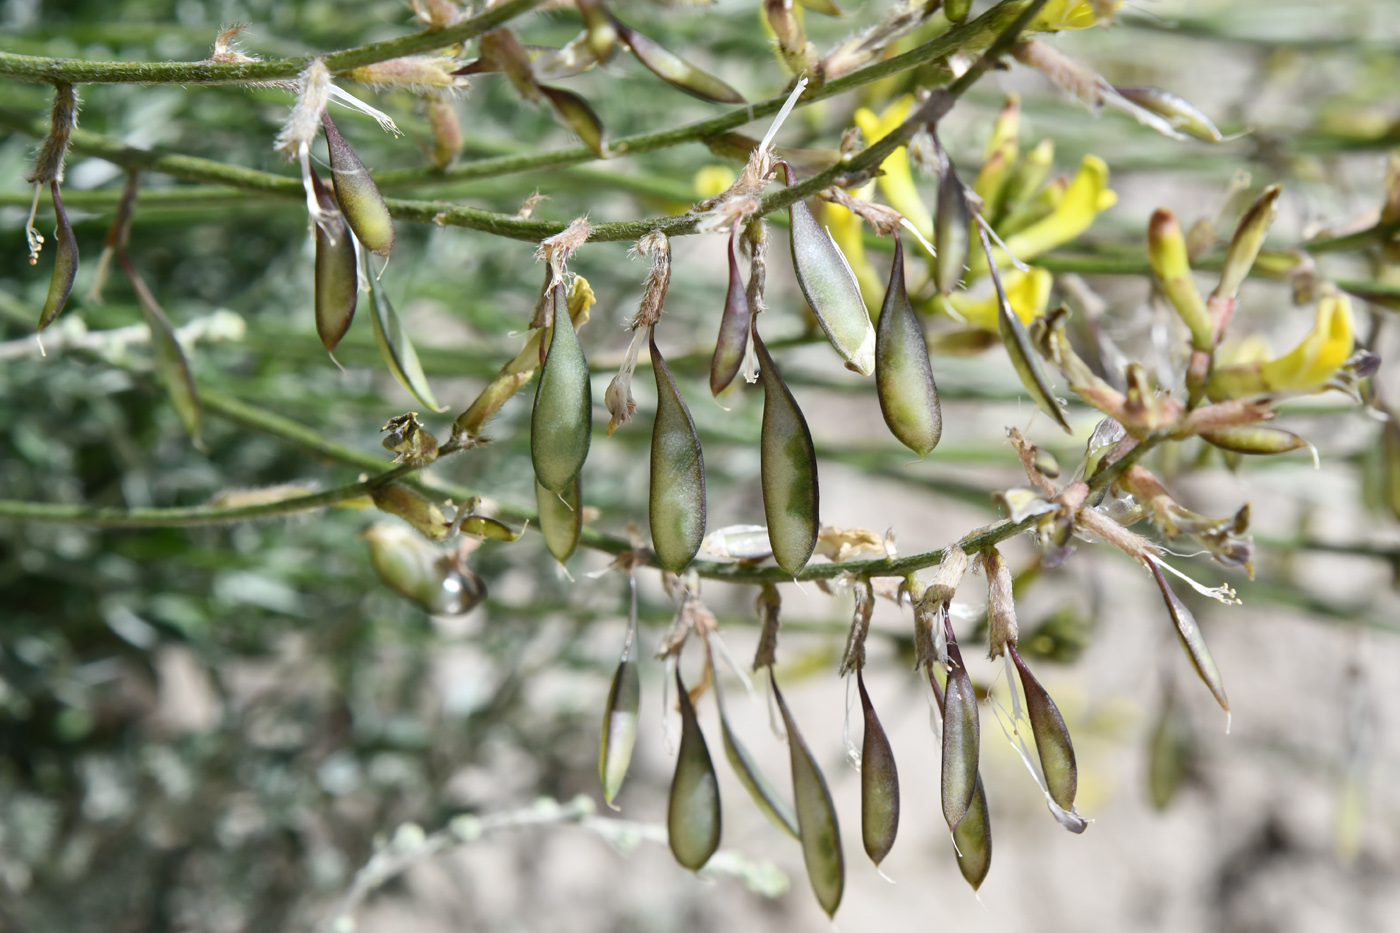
[
  {"x1": 858, "y1": 669, "x2": 899, "y2": 867},
  {"x1": 710, "y1": 224, "x2": 752, "y2": 396},
  {"x1": 309, "y1": 167, "x2": 357, "y2": 357},
  {"x1": 1010, "y1": 645, "x2": 1077, "y2": 812},
  {"x1": 321, "y1": 112, "x2": 394, "y2": 257},
  {"x1": 37, "y1": 181, "x2": 77, "y2": 333}
]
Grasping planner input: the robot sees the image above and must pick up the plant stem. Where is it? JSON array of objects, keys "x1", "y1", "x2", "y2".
[{"x1": 0, "y1": 0, "x2": 549, "y2": 85}]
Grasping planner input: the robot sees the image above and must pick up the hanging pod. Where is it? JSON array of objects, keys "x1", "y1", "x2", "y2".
[
  {"x1": 715, "y1": 677, "x2": 800, "y2": 838},
  {"x1": 539, "y1": 84, "x2": 608, "y2": 157},
  {"x1": 310, "y1": 167, "x2": 357, "y2": 357},
  {"x1": 364, "y1": 523, "x2": 486, "y2": 615},
  {"x1": 37, "y1": 181, "x2": 78, "y2": 333},
  {"x1": 952, "y1": 775, "x2": 992, "y2": 890},
  {"x1": 754, "y1": 328, "x2": 820, "y2": 576},
  {"x1": 649, "y1": 334, "x2": 707, "y2": 573},
  {"x1": 1149, "y1": 561, "x2": 1229, "y2": 714},
  {"x1": 536, "y1": 476, "x2": 582, "y2": 564},
  {"x1": 532, "y1": 283, "x2": 592, "y2": 494},
  {"x1": 322, "y1": 113, "x2": 394, "y2": 257},
  {"x1": 1009, "y1": 645, "x2": 1077, "y2": 811},
  {"x1": 857, "y1": 669, "x2": 899, "y2": 867},
  {"x1": 668, "y1": 667, "x2": 722, "y2": 871},
  {"x1": 934, "y1": 160, "x2": 971, "y2": 296},
  {"x1": 599, "y1": 579, "x2": 641, "y2": 807},
  {"x1": 773, "y1": 676, "x2": 844, "y2": 918},
  {"x1": 365, "y1": 254, "x2": 444, "y2": 412},
  {"x1": 786, "y1": 172, "x2": 876, "y2": 376},
  {"x1": 709, "y1": 225, "x2": 752, "y2": 396},
  {"x1": 941, "y1": 634, "x2": 981, "y2": 831},
  {"x1": 608, "y1": 12, "x2": 746, "y2": 104},
  {"x1": 875, "y1": 236, "x2": 942, "y2": 457}
]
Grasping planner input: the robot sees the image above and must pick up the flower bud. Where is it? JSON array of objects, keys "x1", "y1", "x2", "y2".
[{"x1": 1147, "y1": 208, "x2": 1212, "y2": 350}]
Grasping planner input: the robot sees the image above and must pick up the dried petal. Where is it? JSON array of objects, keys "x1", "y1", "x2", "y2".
[
  {"x1": 773, "y1": 677, "x2": 844, "y2": 918},
  {"x1": 537, "y1": 476, "x2": 582, "y2": 564},
  {"x1": 649, "y1": 335, "x2": 707, "y2": 573},
  {"x1": 531, "y1": 283, "x2": 592, "y2": 493},
  {"x1": 668, "y1": 667, "x2": 722, "y2": 871},
  {"x1": 875, "y1": 236, "x2": 942, "y2": 457},
  {"x1": 710, "y1": 225, "x2": 752, "y2": 396},
  {"x1": 858, "y1": 670, "x2": 899, "y2": 867},
  {"x1": 322, "y1": 112, "x2": 394, "y2": 256},
  {"x1": 754, "y1": 328, "x2": 820, "y2": 576},
  {"x1": 788, "y1": 190, "x2": 875, "y2": 375}
]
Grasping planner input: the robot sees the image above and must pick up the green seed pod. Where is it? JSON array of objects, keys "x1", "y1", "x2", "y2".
[
  {"x1": 532, "y1": 283, "x2": 592, "y2": 494},
  {"x1": 1147, "y1": 208, "x2": 1212, "y2": 351},
  {"x1": 37, "y1": 181, "x2": 78, "y2": 333},
  {"x1": 952, "y1": 774, "x2": 992, "y2": 890},
  {"x1": 649, "y1": 335, "x2": 706, "y2": 573},
  {"x1": 716, "y1": 682, "x2": 799, "y2": 838},
  {"x1": 536, "y1": 476, "x2": 582, "y2": 564},
  {"x1": 1147, "y1": 691, "x2": 1192, "y2": 811},
  {"x1": 858, "y1": 669, "x2": 899, "y2": 867},
  {"x1": 941, "y1": 635, "x2": 981, "y2": 831},
  {"x1": 1010, "y1": 646, "x2": 1077, "y2": 811},
  {"x1": 122, "y1": 255, "x2": 201, "y2": 446},
  {"x1": 365, "y1": 523, "x2": 486, "y2": 615},
  {"x1": 668, "y1": 668, "x2": 722, "y2": 871},
  {"x1": 539, "y1": 84, "x2": 607, "y2": 157},
  {"x1": 1214, "y1": 184, "x2": 1281, "y2": 304},
  {"x1": 710, "y1": 226, "x2": 752, "y2": 396},
  {"x1": 459, "y1": 516, "x2": 523, "y2": 542},
  {"x1": 609, "y1": 14, "x2": 745, "y2": 104},
  {"x1": 1200, "y1": 425, "x2": 1307, "y2": 455},
  {"x1": 754, "y1": 329, "x2": 820, "y2": 576},
  {"x1": 600, "y1": 584, "x2": 641, "y2": 807},
  {"x1": 1115, "y1": 86, "x2": 1224, "y2": 143},
  {"x1": 773, "y1": 677, "x2": 844, "y2": 918},
  {"x1": 366, "y1": 256, "x2": 444, "y2": 412},
  {"x1": 875, "y1": 236, "x2": 942, "y2": 457},
  {"x1": 322, "y1": 113, "x2": 394, "y2": 257},
  {"x1": 934, "y1": 160, "x2": 971, "y2": 296},
  {"x1": 371, "y1": 484, "x2": 449, "y2": 541},
  {"x1": 1149, "y1": 561, "x2": 1230, "y2": 715},
  {"x1": 310, "y1": 167, "x2": 357, "y2": 357},
  {"x1": 944, "y1": 0, "x2": 972, "y2": 23},
  {"x1": 1032, "y1": 444, "x2": 1061, "y2": 479},
  {"x1": 788, "y1": 187, "x2": 875, "y2": 375}
]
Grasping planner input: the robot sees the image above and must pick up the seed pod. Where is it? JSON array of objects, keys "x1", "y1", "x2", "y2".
[
  {"x1": 944, "y1": 0, "x2": 971, "y2": 22},
  {"x1": 600, "y1": 585, "x2": 641, "y2": 806},
  {"x1": 37, "y1": 181, "x2": 78, "y2": 333},
  {"x1": 539, "y1": 84, "x2": 607, "y2": 157},
  {"x1": 1200, "y1": 425, "x2": 1307, "y2": 456},
  {"x1": 952, "y1": 774, "x2": 992, "y2": 890},
  {"x1": 858, "y1": 669, "x2": 899, "y2": 867},
  {"x1": 934, "y1": 160, "x2": 971, "y2": 296},
  {"x1": 1149, "y1": 561, "x2": 1229, "y2": 714},
  {"x1": 537, "y1": 476, "x2": 582, "y2": 564},
  {"x1": 941, "y1": 635, "x2": 980, "y2": 831},
  {"x1": 710, "y1": 225, "x2": 752, "y2": 396},
  {"x1": 372, "y1": 484, "x2": 449, "y2": 541},
  {"x1": 609, "y1": 14, "x2": 745, "y2": 104},
  {"x1": 788, "y1": 185, "x2": 876, "y2": 376},
  {"x1": 366, "y1": 255, "x2": 444, "y2": 412},
  {"x1": 426, "y1": 96, "x2": 463, "y2": 169},
  {"x1": 1148, "y1": 208, "x2": 1212, "y2": 351},
  {"x1": 365, "y1": 523, "x2": 485, "y2": 615},
  {"x1": 310, "y1": 167, "x2": 357, "y2": 357},
  {"x1": 322, "y1": 113, "x2": 394, "y2": 257},
  {"x1": 1010, "y1": 646, "x2": 1077, "y2": 811},
  {"x1": 1214, "y1": 185, "x2": 1281, "y2": 304},
  {"x1": 668, "y1": 667, "x2": 722, "y2": 871},
  {"x1": 875, "y1": 236, "x2": 942, "y2": 457},
  {"x1": 1147, "y1": 691, "x2": 1191, "y2": 811},
  {"x1": 121, "y1": 255, "x2": 201, "y2": 445},
  {"x1": 649, "y1": 335, "x2": 706, "y2": 573},
  {"x1": 459, "y1": 516, "x2": 523, "y2": 542},
  {"x1": 773, "y1": 677, "x2": 844, "y2": 918},
  {"x1": 997, "y1": 286, "x2": 1071, "y2": 434},
  {"x1": 716, "y1": 683, "x2": 800, "y2": 838},
  {"x1": 1115, "y1": 86, "x2": 1223, "y2": 143},
  {"x1": 754, "y1": 328, "x2": 820, "y2": 576},
  {"x1": 531, "y1": 283, "x2": 592, "y2": 494}
]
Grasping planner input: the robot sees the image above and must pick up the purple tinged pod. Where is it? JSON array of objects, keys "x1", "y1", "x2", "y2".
[
  {"x1": 607, "y1": 12, "x2": 745, "y2": 104},
  {"x1": 321, "y1": 113, "x2": 394, "y2": 257},
  {"x1": 37, "y1": 181, "x2": 77, "y2": 333},
  {"x1": 754, "y1": 327, "x2": 820, "y2": 576},
  {"x1": 941, "y1": 633, "x2": 981, "y2": 831},
  {"x1": 668, "y1": 668, "x2": 722, "y2": 871},
  {"x1": 773, "y1": 676, "x2": 844, "y2": 918},
  {"x1": 649, "y1": 335, "x2": 707, "y2": 573},
  {"x1": 709, "y1": 225, "x2": 752, "y2": 396},
  {"x1": 309, "y1": 167, "x2": 357, "y2": 357},
  {"x1": 875, "y1": 236, "x2": 942, "y2": 457},
  {"x1": 1010, "y1": 645, "x2": 1077, "y2": 811},
  {"x1": 858, "y1": 669, "x2": 899, "y2": 867},
  {"x1": 952, "y1": 775, "x2": 992, "y2": 889},
  {"x1": 1149, "y1": 561, "x2": 1230, "y2": 714},
  {"x1": 934, "y1": 159, "x2": 970, "y2": 296},
  {"x1": 539, "y1": 85, "x2": 607, "y2": 157}
]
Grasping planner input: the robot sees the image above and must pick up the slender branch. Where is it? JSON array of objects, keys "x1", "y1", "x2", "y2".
[{"x1": 0, "y1": 0, "x2": 549, "y2": 85}]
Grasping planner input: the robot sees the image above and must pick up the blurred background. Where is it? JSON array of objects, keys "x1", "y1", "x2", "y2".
[{"x1": 2, "y1": 0, "x2": 1400, "y2": 930}]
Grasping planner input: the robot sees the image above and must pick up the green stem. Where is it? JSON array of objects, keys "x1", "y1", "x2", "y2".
[{"x1": 0, "y1": 0, "x2": 548, "y2": 85}]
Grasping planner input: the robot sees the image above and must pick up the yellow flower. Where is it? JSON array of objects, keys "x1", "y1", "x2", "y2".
[
  {"x1": 694, "y1": 165, "x2": 736, "y2": 199},
  {"x1": 852, "y1": 96, "x2": 934, "y2": 242},
  {"x1": 1208, "y1": 293, "x2": 1355, "y2": 398},
  {"x1": 1001, "y1": 155, "x2": 1116, "y2": 261},
  {"x1": 1032, "y1": 0, "x2": 1119, "y2": 32},
  {"x1": 943, "y1": 267, "x2": 1054, "y2": 332}
]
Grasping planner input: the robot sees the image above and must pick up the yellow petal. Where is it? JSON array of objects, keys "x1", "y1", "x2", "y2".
[
  {"x1": 973, "y1": 96, "x2": 1021, "y2": 220},
  {"x1": 853, "y1": 96, "x2": 934, "y2": 240},
  {"x1": 1000, "y1": 155, "x2": 1115, "y2": 263},
  {"x1": 1259, "y1": 293, "x2": 1354, "y2": 391},
  {"x1": 694, "y1": 165, "x2": 736, "y2": 199},
  {"x1": 1032, "y1": 0, "x2": 1117, "y2": 31},
  {"x1": 944, "y1": 267, "x2": 1053, "y2": 332}
]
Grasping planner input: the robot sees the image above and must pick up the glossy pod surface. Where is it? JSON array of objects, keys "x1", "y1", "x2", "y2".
[
  {"x1": 754, "y1": 329, "x2": 820, "y2": 576},
  {"x1": 649, "y1": 336, "x2": 706, "y2": 573},
  {"x1": 531, "y1": 284, "x2": 592, "y2": 494}
]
